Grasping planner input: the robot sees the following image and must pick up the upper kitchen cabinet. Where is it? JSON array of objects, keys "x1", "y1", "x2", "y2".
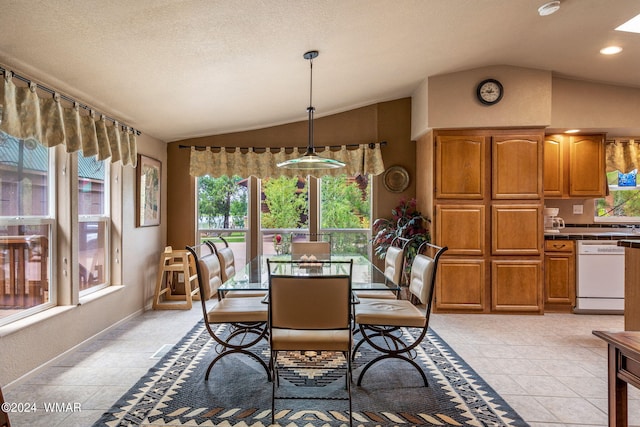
[
  {"x1": 435, "y1": 135, "x2": 486, "y2": 199},
  {"x1": 544, "y1": 134, "x2": 606, "y2": 198},
  {"x1": 492, "y1": 135, "x2": 543, "y2": 199}
]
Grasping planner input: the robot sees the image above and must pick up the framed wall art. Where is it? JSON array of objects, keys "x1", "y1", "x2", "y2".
[{"x1": 136, "y1": 154, "x2": 161, "y2": 227}]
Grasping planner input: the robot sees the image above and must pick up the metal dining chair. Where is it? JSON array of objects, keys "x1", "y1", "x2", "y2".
[
  {"x1": 186, "y1": 243, "x2": 270, "y2": 381},
  {"x1": 267, "y1": 259, "x2": 354, "y2": 426},
  {"x1": 353, "y1": 243, "x2": 447, "y2": 386},
  {"x1": 353, "y1": 240, "x2": 405, "y2": 300},
  {"x1": 290, "y1": 240, "x2": 331, "y2": 260},
  {"x1": 207, "y1": 238, "x2": 266, "y2": 298}
]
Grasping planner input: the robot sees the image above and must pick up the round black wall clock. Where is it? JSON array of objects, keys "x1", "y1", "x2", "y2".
[{"x1": 476, "y1": 79, "x2": 503, "y2": 105}]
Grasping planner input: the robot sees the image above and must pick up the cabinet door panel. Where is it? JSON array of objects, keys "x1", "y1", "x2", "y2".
[
  {"x1": 436, "y1": 205, "x2": 485, "y2": 256},
  {"x1": 492, "y1": 260, "x2": 542, "y2": 312},
  {"x1": 569, "y1": 135, "x2": 605, "y2": 197},
  {"x1": 493, "y1": 135, "x2": 542, "y2": 199},
  {"x1": 435, "y1": 136, "x2": 485, "y2": 199},
  {"x1": 492, "y1": 204, "x2": 542, "y2": 255},
  {"x1": 436, "y1": 259, "x2": 485, "y2": 311},
  {"x1": 543, "y1": 136, "x2": 564, "y2": 197},
  {"x1": 544, "y1": 254, "x2": 575, "y2": 304}
]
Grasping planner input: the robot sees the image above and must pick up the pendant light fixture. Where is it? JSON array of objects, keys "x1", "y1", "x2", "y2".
[{"x1": 277, "y1": 50, "x2": 345, "y2": 170}]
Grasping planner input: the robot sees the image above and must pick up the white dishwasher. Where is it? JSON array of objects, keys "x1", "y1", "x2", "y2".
[{"x1": 575, "y1": 240, "x2": 625, "y2": 313}]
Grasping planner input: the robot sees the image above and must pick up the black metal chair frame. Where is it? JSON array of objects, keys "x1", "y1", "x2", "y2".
[
  {"x1": 186, "y1": 243, "x2": 271, "y2": 381},
  {"x1": 354, "y1": 242, "x2": 448, "y2": 387}
]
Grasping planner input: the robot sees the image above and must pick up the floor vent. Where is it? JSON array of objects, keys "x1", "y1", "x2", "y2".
[{"x1": 151, "y1": 344, "x2": 173, "y2": 359}]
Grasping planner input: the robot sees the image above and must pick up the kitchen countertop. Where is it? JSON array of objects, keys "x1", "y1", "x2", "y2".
[{"x1": 545, "y1": 227, "x2": 640, "y2": 240}]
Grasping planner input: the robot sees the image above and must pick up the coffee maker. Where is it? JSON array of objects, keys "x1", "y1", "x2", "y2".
[{"x1": 544, "y1": 207, "x2": 564, "y2": 233}]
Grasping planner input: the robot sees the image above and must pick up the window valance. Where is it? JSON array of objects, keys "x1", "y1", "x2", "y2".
[
  {"x1": 189, "y1": 143, "x2": 385, "y2": 178},
  {"x1": 606, "y1": 138, "x2": 640, "y2": 174},
  {"x1": 0, "y1": 71, "x2": 137, "y2": 166}
]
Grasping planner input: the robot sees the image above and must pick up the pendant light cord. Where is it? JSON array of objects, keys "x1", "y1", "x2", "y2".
[{"x1": 307, "y1": 54, "x2": 315, "y2": 153}]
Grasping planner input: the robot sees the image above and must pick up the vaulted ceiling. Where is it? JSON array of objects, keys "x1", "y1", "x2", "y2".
[{"x1": 1, "y1": 0, "x2": 639, "y2": 142}]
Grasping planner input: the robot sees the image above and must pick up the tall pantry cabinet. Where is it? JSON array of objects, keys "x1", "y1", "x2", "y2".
[{"x1": 432, "y1": 129, "x2": 544, "y2": 313}]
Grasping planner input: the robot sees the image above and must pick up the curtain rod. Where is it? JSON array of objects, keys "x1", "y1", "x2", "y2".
[
  {"x1": 0, "y1": 66, "x2": 141, "y2": 136},
  {"x1": 607, "y1": 137, "x2": 639, "y2": 143},
  {"x1": 178, "y1": 141, "x2": 387, "y2": 151}
]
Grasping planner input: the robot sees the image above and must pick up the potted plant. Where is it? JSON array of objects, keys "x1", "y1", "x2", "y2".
[{"x1": 371, "y1": 198, "x2": 430, "y2": 285}]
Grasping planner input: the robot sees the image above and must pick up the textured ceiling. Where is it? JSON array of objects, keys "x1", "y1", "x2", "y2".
[{"x1": 1, "y1": 0, "x2": 639, "y2": 142}]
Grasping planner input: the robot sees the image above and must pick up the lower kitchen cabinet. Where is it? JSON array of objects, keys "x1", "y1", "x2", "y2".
[
  {"x1": 436, "y1": 259, "x2": 485, "y2": 311},
  {"x1": 491, "y1": 260, "x2": 543, "y2": 312},
  {"x1": 544, "y1": 240, "x2": 576, "y2": 312}
]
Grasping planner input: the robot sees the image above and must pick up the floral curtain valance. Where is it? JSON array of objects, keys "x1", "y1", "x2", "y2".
[
  {"x1": 0, "y1": 71, "x2": 137, "y2": 166},
  {"x1": 189, "y1": 143, "x2": 385, "y2": 178},
  {"x1": 606, "y1": 138, "x2": 640, "y2": 173}
]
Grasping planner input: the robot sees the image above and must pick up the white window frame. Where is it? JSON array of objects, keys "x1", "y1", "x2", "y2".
[{"x1": 0, "y1": 144, "x2": 57, "y2": 326}]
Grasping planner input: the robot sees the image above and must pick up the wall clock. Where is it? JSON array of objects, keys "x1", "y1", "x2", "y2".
[{"x1": 476, "y1": 78, "x2": 503, "y2": 105}]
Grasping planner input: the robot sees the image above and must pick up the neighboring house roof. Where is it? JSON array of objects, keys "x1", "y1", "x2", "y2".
[{"x1": 0, "y1": 131, "x2": 104, "y2": 180}]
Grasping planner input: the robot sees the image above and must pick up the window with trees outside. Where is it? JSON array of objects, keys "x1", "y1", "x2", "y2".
[
  {"x1": 259, "y1": 174, "x2": 371, "y2": 256},
  {"x1": 197, "y1": 175, "x2": 248, "y2": 266},
  {"x1": 319, "y1": 174, "x2": 371, "y2": 256},
  {"x1": 595, "y1": 169, "x2": 640, "y2": 221},
  {"x1": 261, "y1": 176, "x2": 309, "y2": 255},
  {"x1": 197, "y1": 173, "x2": 373, "y2": 260}
]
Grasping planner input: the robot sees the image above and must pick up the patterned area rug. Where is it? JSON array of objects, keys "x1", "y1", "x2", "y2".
[{"x1": 94, "y1": 321, "x2": 529, "y2": 426}]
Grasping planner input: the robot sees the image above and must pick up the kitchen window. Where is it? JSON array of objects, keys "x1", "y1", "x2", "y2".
[{"x1": 595, "y1": 169, "x2": 640, "y2": 222}]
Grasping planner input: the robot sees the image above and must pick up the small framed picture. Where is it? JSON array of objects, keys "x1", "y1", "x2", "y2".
[{"x1": 136, "y1": 154, "x2": 161, "y2": 227}]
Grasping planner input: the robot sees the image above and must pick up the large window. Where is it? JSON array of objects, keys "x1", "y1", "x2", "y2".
[
  {"x1": 260, "y1": 176, "x2": 309, "y2": 255},
  {"x1": 78, "y1": 154, "x2": 109, "y2": 295},
  {"x1": 196, "y1": 173, "x2": 374, "y2": 261},
  {"x1": 0, "y1": 131, "x2": 115, "y2": 325},
  {"x1": 320, "y1": 174, "x2": 371, "y2": 256},
  {"x1": 595, "y1": 169, "x2": 640, "y2": 221},
  {"x1": 0, "y1": 133, "x2": 54, "y2": 322},
  {"x1": 197, "y1": 175, "x2": 248, "y2": 266}
]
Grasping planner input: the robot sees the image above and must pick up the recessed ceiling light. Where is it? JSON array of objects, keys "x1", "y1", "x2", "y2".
[
  {"x1": 565, "y1": 129, "x2": 580, "y2": 134},
  {"x1": 616, "y1": 13, "x2": 640, "y2": 34},
  {"x1": 600, "y1": 46, "x2": 623, "y2": 55},
  {"x1": 538, "y1": 1, "x2": 560, "y2": 16}
]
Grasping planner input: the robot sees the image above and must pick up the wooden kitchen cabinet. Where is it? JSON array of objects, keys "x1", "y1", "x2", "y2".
[
  {"x1": 543, "y1": 136, "x2": 564, "y2": 197},
  {"x1": 492, "y1": 260, "x2": 542, "y2": 312},
  {"x1": 433, "y1": 129, "x2": 544, "y2": 314},
  {"x1": 435, "y1": 204, "x2": 485, "y2": 256},
  {"x1": 491, "y1": 204, "x2": 542, "y2": 255},
  {"x1": 492, "y1": 135, "x2": 543, "y2": 199},
  {"x1": 544, "y1": 240, "x2": 575, "y2": 312},
  {"x1": 544, "y1": 134, "x2": 606, "y2": 198},
  {"x1": 435, "y1": 135, "x2": 486, "y2": 199},
  {"x1": 436, "y1": 259, "x2": 485, "y2": 311}
]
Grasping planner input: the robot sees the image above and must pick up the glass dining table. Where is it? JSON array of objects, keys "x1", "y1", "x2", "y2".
[{"x1": 218, "y1": 254, "x2": 399, "y2": 297}]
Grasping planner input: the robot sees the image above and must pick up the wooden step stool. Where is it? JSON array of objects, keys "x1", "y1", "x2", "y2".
[{"x1": 152, "y1": 246, "x2": 200, "y2": 310}]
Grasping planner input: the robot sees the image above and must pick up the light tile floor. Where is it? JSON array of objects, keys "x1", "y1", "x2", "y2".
[{"x1": 4, "y1": 307, "x2": 640, "y2": 427}]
